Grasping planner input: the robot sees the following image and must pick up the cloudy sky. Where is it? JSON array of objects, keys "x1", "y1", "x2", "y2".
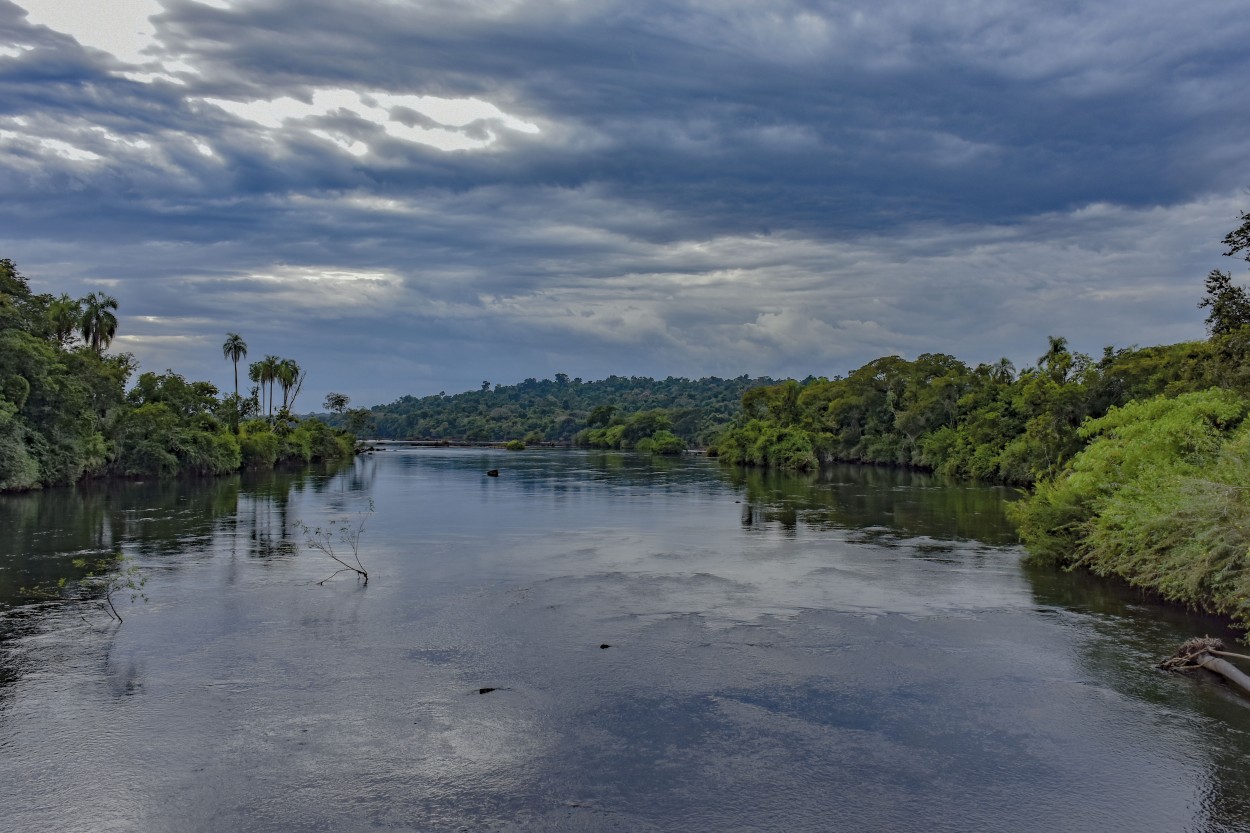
[{"x1": 2, "y1": 0, "x2": 1249, "y2": 407}]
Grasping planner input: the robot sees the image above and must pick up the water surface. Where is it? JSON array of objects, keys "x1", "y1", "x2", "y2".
[{"x1": 1, "y1": 450, "x2": 1247, "y2": 832}]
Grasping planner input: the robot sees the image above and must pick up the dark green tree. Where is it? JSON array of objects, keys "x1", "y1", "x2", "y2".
[
  {"x1": 1221, "y1": 208, "x2": 1250, "y2": 262},
  {"x1": 324, "y1": 392, "x2": 350, "y2": 414},
  {"x1": 78, "y1": 291, "x2": 119, "y2": 354},
  {"x1": 1198, "y1": 269, "x2": 1250, "y2": 336},
  {"x1": 46, "y1": 294, "x2": 81, "y2": 348}
]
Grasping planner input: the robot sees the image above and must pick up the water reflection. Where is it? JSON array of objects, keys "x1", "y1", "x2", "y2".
[
  {"x1": 722, "y1": 462, "x2": 1020, "y2": 545},
  {"x1": 1025, "y1": 562, "x2": 1250, "y2": 830},
  {"x1": 1, "y1": 450, "x2": 1249, "y2": 833},
  {"x1": 0, "y1": 460, "x2": 360, "y2": 610}
]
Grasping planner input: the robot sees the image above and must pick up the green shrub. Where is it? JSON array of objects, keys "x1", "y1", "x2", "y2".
[
  {"x1": 278, "y1": 429, "x2": 313, "y2": 464},
  {"x1": 1012, "y1": 388, "x2": 1250, "y2": 626},
  {"x1": 505, "y1": 439, "x2": 526, "y2": 451},
  {"x1": 646, "y1": 430, "x2": 685, "y2": 455},
  {"x1": 715, "y1": 420, "x2": 818, "y2": 469},
  {"x1": 239, "y1": 421, "x2": 280, "y2": 468},
  {"x1": 175, "y1": 419, "x2": 241, "y2": 474},
  {"x1": 0, "y1": 406, "x2": 40, "y2": 491}
]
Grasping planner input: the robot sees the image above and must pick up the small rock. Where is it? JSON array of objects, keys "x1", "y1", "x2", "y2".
[
  {"x1": 599, "y1": 644, "x2": 610, "y2": 650},
  {"x1": 486, "y1": 469, "x2": 500, "y2": 477},
  {"x1": 478, "y1": 687, "x2": 497, "y2": 695}
]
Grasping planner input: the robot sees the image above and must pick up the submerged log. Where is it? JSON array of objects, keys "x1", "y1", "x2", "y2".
[{"x1": 1160, "y1": 637, "x2": 1250, "y2": 697}]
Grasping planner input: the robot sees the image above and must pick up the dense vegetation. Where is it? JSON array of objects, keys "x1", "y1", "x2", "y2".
[
  {"x1": 713, "y1": 338, "x2": 1218, "y2": 484},
  {"x1": 336, "y1": 374, "x2": 776, "y2": 449},
  {"x1": 1011, "y1": 390, "x2": 1250, "y2": 626},
  {"x1": 1009, "y1": 209, "x2": 1250, "y2": 627},
  {"x1": 0, "y1": 260, "x2": 354, "y2": 491}
]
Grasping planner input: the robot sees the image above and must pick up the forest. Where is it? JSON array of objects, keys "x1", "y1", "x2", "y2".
[
  {"x1": 711, "y1": 336, "x2": 1219, "y2": 483},
  {"x1": 334, "y1": 373, "x2": 778, "y2": 449},
  {"x1": 0, "y1": 259, "x2": 354, "y2": 491}
]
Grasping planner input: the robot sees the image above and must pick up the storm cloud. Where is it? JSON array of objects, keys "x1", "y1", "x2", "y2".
[{"x1": 2, "y1": 0, "x2": 1248, "y2": 405}]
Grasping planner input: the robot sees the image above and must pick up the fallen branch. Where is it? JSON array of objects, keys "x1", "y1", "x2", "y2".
[
  {"x1": 1209, "y1": 648, "x2": 1250, "y2": 663},
  {"x1": 1160, "y1": 636, "x2": 1250, "y2": 697}
]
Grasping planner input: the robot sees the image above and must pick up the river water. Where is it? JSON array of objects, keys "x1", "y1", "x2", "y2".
[{"x1": 1, "y1": 449, "x2": 1248, "y2": 832}]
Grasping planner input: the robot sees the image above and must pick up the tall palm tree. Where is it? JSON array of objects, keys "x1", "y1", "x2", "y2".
[
  {"x1": 275, "y1": 358, "x2": 303, "y2": 413},
  {"x1": 260, "y1": 355, "x2": 281, "y2": 419},
  {"x1": 222, "y1": 333, "x2": 248, "y2": 430},
  {"x1": 248, "y1": 361, "x2": 267, "y2": 418},
  {"x1": 78, "y1": 291, "x2": 119, "y2": 354}
]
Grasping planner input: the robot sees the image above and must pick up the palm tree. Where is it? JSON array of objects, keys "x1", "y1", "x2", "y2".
[
  {"x1": 1038, "y1": 335, "x2": 1072, "y2": 382},
  {"x1": 248, "y1": 361, "x2": 265, "y2": 418},
  {"x1": 275, "y1": 358, "x2": 302, "y2": 413},
  {"x1": 222, "y1": 333, "x2": 248, "y2": 430},
  {"x1": 260, "y1": 355, "x2": 281, "y2": 419},
  {"x1": 47, "y1": 294, "x2": 81, "y2": 348},
  {"x1": 78, "y1": 291, "x2": 119, "y2": 354},
  {"x1": 990, "y1": 357, "x2": 1016, "y2": 385}
]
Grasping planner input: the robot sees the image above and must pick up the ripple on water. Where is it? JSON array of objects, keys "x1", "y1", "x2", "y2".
[{"x1": 0, "y1": 450, "x2": 1247, "y2": 832}]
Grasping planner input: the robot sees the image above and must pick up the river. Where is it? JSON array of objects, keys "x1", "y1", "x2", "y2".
[{"x1": 1, "y1": 448, "x2": 1247, "y2": 832}]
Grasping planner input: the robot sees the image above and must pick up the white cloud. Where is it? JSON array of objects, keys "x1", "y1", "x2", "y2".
[
  {"x1": 308, "y1": 129, "x2": 369, "y2": 157},
  {"x1": 119, "y1": 70, "x2": 187, "y2": 85},
  {"x1": 202, "y1": 88, "x2": 540, "y2": 153},
  {"x1": 16, "y1": 0, "x2": 162, "y2": 64},
  {"x1": 0, "y1": 130, "x2": 101, "y2": 162},
  {"x1": 0, "y1": 43, "x2": 35, "y2": 59},
  {"x1": 91, "y1": 127, "x2": 151, "y2": 150}
]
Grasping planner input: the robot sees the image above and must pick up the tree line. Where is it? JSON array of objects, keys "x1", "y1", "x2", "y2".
[
  {"x1": 712, "y1": 213, "x2": 1250, "y2": 489},
  {"x1": 324, "y1": 373, "x2": 777, "y2": 448},
  {"x1": 0, "y1": 260, "x2": 356, "y2": 491},
  {"x1": 711, "y1": 336, "x2": 1217, "y2": 484},
  {"x1": 710, "y1": 208, "x2": 1250, "y2": 628}
]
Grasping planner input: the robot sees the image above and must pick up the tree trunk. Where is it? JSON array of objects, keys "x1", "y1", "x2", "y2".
[{"x1": 1194, "y1": 652, "x2": 1250, "y2": 697}]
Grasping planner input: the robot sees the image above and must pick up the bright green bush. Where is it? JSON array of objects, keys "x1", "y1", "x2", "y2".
[
  {"x1": 1074, "y1": 420, "x2": 1250, "y2": 627},
  {"x1": 1012, "y1": 388, "x2": 1250, "y2": 626},
  {"x1": 239, "y1": 421, "x2": 280, "y2": 468},
  {"x1": 1013, "y1": 388, "x2": 1247, "y2": 562},
  {"x1": 715, "y1": 420, "x2": 818, "y2": 469},
  {"x1": 644, "y1": 430, "x2": 685, "y2": 455}
]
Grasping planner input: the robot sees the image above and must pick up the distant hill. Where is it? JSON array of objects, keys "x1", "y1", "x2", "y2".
[{"x1": 327, "y1": 374, "x2": 777, "y2": 445}]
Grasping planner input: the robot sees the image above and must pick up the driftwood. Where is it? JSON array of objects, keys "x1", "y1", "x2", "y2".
[{"x1": 1159, "y1": 637, "x2": 1250, "y2": 697}]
